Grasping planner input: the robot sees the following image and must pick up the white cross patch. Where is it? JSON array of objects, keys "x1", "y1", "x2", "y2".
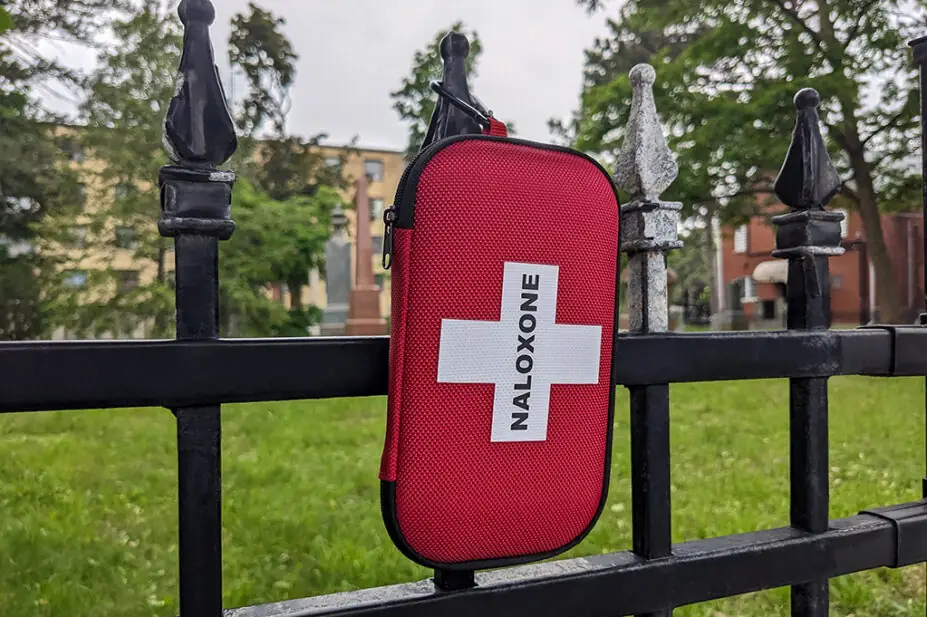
[{"x1": 437, "y1": 262, "x2": 603, "y2": 442}]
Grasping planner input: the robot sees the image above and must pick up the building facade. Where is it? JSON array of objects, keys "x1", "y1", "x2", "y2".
[
  {"x1": 46, "y1": 131, "x2": 405, "y2": 338},
  {"x1": 717, "y1": 207, "x2": 924, "y2": 327}
]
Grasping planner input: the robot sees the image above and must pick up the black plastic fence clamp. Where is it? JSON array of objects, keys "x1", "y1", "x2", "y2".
[
  {"x1": 859, "y1": 325, "x2": 927, "y2": 377},
  {"x1": 433, "y1": 568, "x2": 476, "y2": 592},
  {"x1": 860, "y1": 501, "x2": 927, "y2": 567}
]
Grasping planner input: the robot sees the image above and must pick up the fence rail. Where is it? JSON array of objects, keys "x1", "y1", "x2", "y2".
[
  {"x1": 1, "y1": 327, "x2": 924, "y2": 413},
  {"x1": 222, "y1": 510, "x2": 927, "y2": 617},
  {"x1": 3, "y1": 1, "x2": 927, "y2": 616}
]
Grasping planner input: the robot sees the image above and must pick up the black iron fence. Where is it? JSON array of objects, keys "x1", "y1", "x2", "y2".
[{"x1": 3, "y1": 2, "x2": 927, "y2": 616}]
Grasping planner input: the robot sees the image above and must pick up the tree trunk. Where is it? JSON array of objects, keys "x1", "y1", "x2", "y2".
[
  {"x1": 841, "y1": 131, "x2": 902, "y2": 324},
  {"x1": 288, "y1": 281, "x2": 303, "y2": 311},
  {"x1": 815, "y1": 4, "x2": 902, "y2": 323},
  {"x1": 153, "y1": 245, "x2": 170, "y2": 337}
]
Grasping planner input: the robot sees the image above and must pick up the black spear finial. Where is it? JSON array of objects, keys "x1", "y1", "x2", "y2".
[
  {"x1": 420, "y1": 32, "x2": 484, "y2": 150},
  {"x1": 774, "y1": 88, "x2": 841, "y2": 210},
  {"x1": 163, "y1": 0, "x2": 238, "y2": 167},
  {"x1": 159, "y1": 0, "x2": 236, "y2": 240}
]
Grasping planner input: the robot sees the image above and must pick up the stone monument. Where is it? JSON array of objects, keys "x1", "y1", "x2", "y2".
[
  {"x1": 345, "y1": 176, "x2": 387, "y2": 335},
  {"x1": 320, "y1": 205, "x2": 351, "y2": 336}
]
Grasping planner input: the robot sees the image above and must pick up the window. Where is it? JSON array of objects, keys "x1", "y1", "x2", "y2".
[
  {"x1": 69, "y1": 225, "x2": 88, "y2": 249},
  {"x1": 324, "y1": 156, "x2": 341, "y2": 168},
  {"x1": 116, "y1": 270, "x2": 139, "y2": 294},
  {"x1": 370, "y1": 198, "x2": 385, "y2": 220},
  {"x1": 364, "y1": 159, "x2": 385, "y2": 182},
  {"x1": 742, "y1": 276, "x2": 756, "y2": 300},
  {"x1": 115, "y1": 226, "x2": 138, "y2": 249},
  {"x1": 831, "y1": 275, "x2": 843, "y2": 290},
  {"x1": 375, "y1": 273, "x2": 386, "y2": 289},
  {"x1": 761, "y1": 300, "x2": 776, "y2": 320},
  {"x1": 733, "y1": 224, "x2": 748, "y2": 254},
  {"x1": 372, "y1": 234, "x2": 384, "y2": 255},
  {"x1": 64, "y1": 270, "x2": 88, "y2": 288},
  {"x1": 833, "y1": 208, "x2": 849, "y2": 238},
  {"x1": 60, "y1": 139, "x2": 84, "y2": 163}
]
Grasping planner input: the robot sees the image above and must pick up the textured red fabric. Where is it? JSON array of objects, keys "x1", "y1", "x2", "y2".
[
  {"x1": 380, "y1": 229, "x2": 412, "y2": 481},
  {"x1": 382, "y1": 139, "x2": 619, "y2": 565},
  {"x1": 483, "y1": 118, "x2": 508, "y2": 137}
]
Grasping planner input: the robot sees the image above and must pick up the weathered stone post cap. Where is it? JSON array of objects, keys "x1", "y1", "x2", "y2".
[
  {"x1": 614, "y1": 62, "x2": 678, "y2": 204},
  {"x1": 629, "y1": 63, "x2": 656, "y2": 87}
]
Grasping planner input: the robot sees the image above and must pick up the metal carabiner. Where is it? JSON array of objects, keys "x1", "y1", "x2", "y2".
[{"x1": 429, "y1": 80, "x2": 493, "y2": 131}]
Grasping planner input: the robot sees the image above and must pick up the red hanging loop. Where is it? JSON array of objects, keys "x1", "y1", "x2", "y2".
[{"x1": 483, "y1": 117, "x2": 508, "y2": 138}]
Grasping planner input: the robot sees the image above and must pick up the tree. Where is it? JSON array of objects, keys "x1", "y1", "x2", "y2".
[
  {"x1": 668, "y1": 223, "x2": 714, "y2": 315},
  {"x1": 228, "y1": 2, "x2": 297, "y2": 137},
  {"x1": 565, "y1": 0, "x2": 925, "y2": 323},
  {"x1": 39, "y1": 5, "x2": 183, "y2": 338},
  {"x1": 391, "y1": 22, "x2": 483, "y2": 157},
  {"x1": 0, "y1": 8, "x2": 13, "y2": 33},
  {"x1": 0, "y1": 1, "x2": 118, "y2": 339},
  {"x1": 228, "y1": 2, "x2": 348, "y2": 320},
  {"x1": 220, "y1": 179, "x2": 340, "y2": 336}
]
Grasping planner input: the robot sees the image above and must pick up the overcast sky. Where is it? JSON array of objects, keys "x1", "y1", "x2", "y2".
[{"x1": 39, "y1": 1, "x2": 613, "y2": 152}]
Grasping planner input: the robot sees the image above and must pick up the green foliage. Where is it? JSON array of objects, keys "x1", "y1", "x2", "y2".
[
  {"x1": 37, "y1": 5, "x2": 183, "y2": 338},
  {"x1": 568, "y1": 0, "x2": 922, "y2": 216},
  {"x1": 0, "y1": 1, "x2": 106, "y2": 339},
  {"x1": 0, "y1": 8, "x2": 13, "y2": 33},
  {"x1": 391, "y1": 22, "x2": 483, "y2": 157},
  {"x1": 667, "y1": 223, "x2": 713, "y2": 305},
  {"x1": 2, "y1": 0, "x2": 130, "y2": 39},
  {"x1": 0, "y1": 255, "x2": 44, "y2": 339},
  {"x1": 228, "y1": 3, "x2": 347, "y2": 318},
  {"x1": 229, "y1": 2, "x2": 298, "y2": 137},
  {"x1": 565, "y1": 0, "x2": 925, "y2": 321},
  {"x1": 1, "y1": 377, "x2": 925, "y2": 615},
  {"x1": 245, "y1": 135, "x2": 354, "y2": 201},
  {"x1": 220, "y1": 179, "x2": 341, "y2": 336}
]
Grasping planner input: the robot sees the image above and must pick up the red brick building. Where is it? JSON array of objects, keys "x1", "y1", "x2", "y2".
[{"x1": 716, "y1": 208, "x2": 924, "y2": 326}]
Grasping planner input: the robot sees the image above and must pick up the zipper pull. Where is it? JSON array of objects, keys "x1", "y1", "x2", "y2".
[{"x1": 382, "y1": 206, "x2": 396, "y2": 270}]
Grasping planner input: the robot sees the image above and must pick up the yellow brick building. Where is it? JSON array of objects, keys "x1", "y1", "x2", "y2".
[
  {"x1": 52, "y1": 134, "x2": 406, "y2": 336},
  {"x1": 272, "y1": 144, "x2": 406, "y2": 324}
]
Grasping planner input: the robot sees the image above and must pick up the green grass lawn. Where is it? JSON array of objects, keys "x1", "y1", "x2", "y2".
[{"x1": 0, "y1": 377, "x2": 924, "y2": 617}]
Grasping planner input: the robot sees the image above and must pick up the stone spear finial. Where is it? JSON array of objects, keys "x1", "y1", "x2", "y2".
[
  {"x1": 163, "y1": 0, "x2": 238, "y2": 167},
  {"x1": 614, "y1": 64, "x2": 679, "y2": 203},
  {"x1": 774, "y1": 88, "x2": 841, "y2": 210}
]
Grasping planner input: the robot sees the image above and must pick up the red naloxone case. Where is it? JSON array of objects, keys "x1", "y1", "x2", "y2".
[{"x1": 379, "y1": 124, "x2": 620, "y2": 570}]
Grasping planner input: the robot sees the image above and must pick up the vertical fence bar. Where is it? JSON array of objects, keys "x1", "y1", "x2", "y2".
[
  {"x1": 908, "y1": 35, "x2": 927, "y2": 616},
  {"x1": 159, "y1": 1, "x2": 238, "y2": 615},
  {"x1": 615, "y1": 64, "x2": 682, "y2": 617},
  {"x1": 772, "y1": 88, "x2": 844, "y2": 617}
]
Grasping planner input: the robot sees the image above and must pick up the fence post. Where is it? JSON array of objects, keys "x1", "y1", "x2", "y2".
[
  {"x1": 907, "y1": 35, "x2": 927, "y2": 617},
  {"x1": 772, "y1": 88, "x2": 843, "y2": 617},
  {"x1": 615, "y1": 63, "x2": 682, "y2": 617},
  {"x1": 159, "y1": 1, "x2": 238, "y2": 616},
  {"x1": 420, "y1": 31, "x2": 484, "y2": 153}
]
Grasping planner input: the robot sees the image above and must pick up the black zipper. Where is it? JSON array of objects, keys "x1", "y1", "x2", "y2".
[
  {"x1": 382, "y1": 141, "x2": 440, "y2": 270},
  {"x1": 380, "y1": 134, "x2": 621, "y2": 270}
]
